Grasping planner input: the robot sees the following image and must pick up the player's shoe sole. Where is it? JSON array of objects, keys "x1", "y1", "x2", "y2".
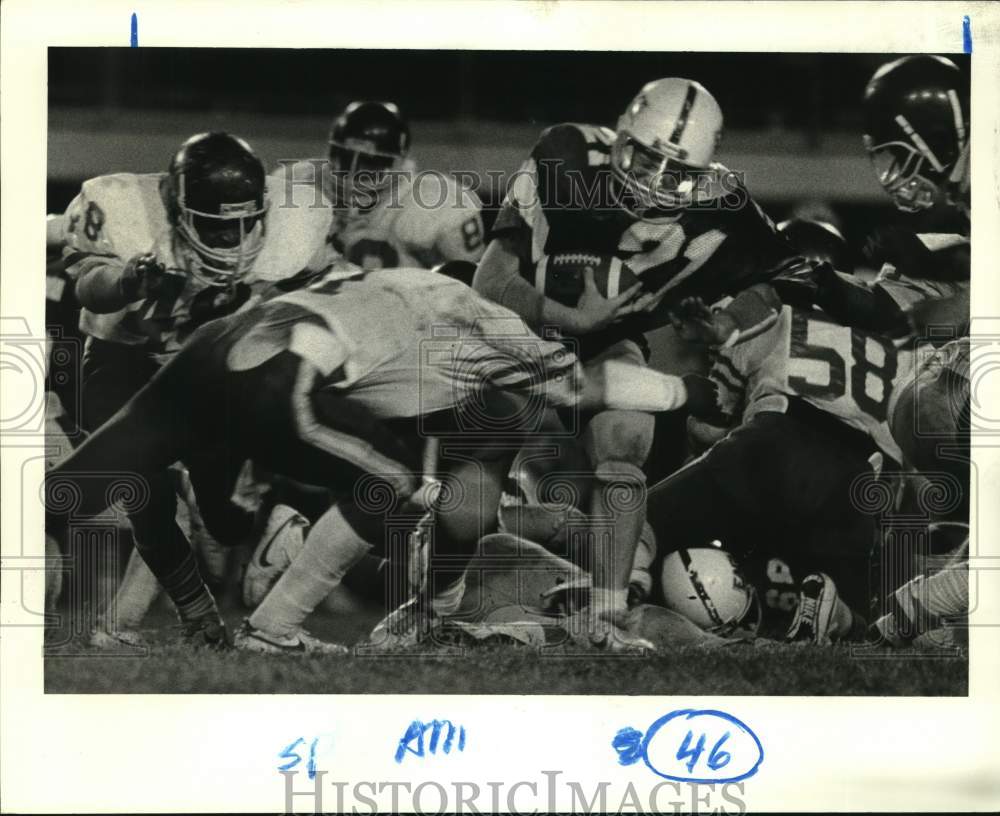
[
  {"x1": 234, "y1": 620, "x2": 349, "y2": 655},
  {"x1": 785, "y1": 573, "x2": 837, "y2": 645},
  {"x1": 242, "y1": 504, "x2": 309, "y2": 608}
]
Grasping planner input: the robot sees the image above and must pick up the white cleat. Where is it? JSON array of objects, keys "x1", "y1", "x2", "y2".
[
  {"x1": 785, "y1": 573, "x2": 838, "y2": 645},
  {"x1": 89, "y1": 624, "x2": 149, "y2": 651},
  {"x1": 242, "y1": 504, "x2": 309, "y2": 608},
  {"x1": 566, "y1": 608, "x2": 656, "y2": 654},
  {"x1": 366, "y1": 597, "x2": 439, "y2": 651},
  {"x1": 234, "y1": 620, "x2": 348, "y2": 655}
]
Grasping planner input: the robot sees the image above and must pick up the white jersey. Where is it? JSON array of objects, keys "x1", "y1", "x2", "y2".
[
  {"x1": 710, "y1": 305, "x2": 917, "y2": 462},
  {"x1": 225, "y1": 267, "x2": 577, "y2": 419},
  {"x1": 61, "y1": 171, "x2": 333, "y2": 358},
  {"x1": 270, "y1": 160, "x2": 485, "y2": 272}
]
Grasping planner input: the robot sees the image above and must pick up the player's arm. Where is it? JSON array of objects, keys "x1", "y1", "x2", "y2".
[
  {"x1": 63, "y1": 187, "x2": 167, "y2": 313},
  {"x1": 670, "y1": 284, "x2": 783, "y2": 349},
  {"x1": 474, "y1": 233, "x2": 639, "y2": 336},
  {"x1": 473, "y1": 138, "x2": 640, "y2": 336}
]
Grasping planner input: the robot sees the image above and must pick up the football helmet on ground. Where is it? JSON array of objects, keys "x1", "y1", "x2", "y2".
[{"x1": 660, "y1": 546, "x2": 761, "y2": 638}]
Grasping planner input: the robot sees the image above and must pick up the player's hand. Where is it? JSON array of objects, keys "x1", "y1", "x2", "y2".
[
  {"x1": 620, "y1": 279, "x2": 672, "y2": 318},
  {"x1": 120, "y1": 253, "x2": 168, "y2": 301},
  {"x1": 572, "y1": 266, "x2": 642, "y2": 334},
  {"x1": 668, "y1": 296, "x2": 737, "y2": 346}
]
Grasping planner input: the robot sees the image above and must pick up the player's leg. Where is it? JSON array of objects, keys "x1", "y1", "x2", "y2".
[
  {"x1": 47, "y1": 342, "x2": 227, "y2": 645},
  {"x1": 231, "y1": 352, "x2": 424, "y2": 651},
  {"x1": 71, "y1": 341, "x2": 183, "y2": 644},
  {"x1": 578, "y1": 340, "x2": 657, "y2": 648}
]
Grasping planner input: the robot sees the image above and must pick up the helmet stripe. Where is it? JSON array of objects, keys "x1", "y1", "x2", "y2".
[
  {"x1": 947, "y1": 89, "x2": 967, "y2": 146},
  {"x1": 894, "y1": 114, "x2": 945, "y2": 172},
  {"x1": 668, "y1": 83, "x2": 699, "y2": 146},
  {"x1": 679, "y1": 548, "x2": 724, "y2": 628}
]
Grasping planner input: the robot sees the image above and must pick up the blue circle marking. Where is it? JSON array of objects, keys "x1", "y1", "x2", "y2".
[{"x1": 613, "y1": 709, "x2": 764, "y2": 784}]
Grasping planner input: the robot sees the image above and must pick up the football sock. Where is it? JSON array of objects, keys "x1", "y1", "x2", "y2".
[
  {"x1": 431, "y1": 574, "x2": 466, "y2": 617},
  {"x1": 103, "y1": 547, "x2": 162, "y2": 630},
  {"x1": 250, "y1": 504, "x2": 373, "y2": 638},
  {"x1": 159, "y1": 550, "x2": 219, "y2": 623},
  {"x1": 874, "y1": 562, "x2": 969, "y2": 646},
  {"x1": 904, "y1": 562, "x2": 969, "y2": 619}
]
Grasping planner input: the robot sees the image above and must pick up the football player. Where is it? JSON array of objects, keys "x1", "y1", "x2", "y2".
[
  {"x1": 648, "y1": 290, "x2": 920, "y2": 644},
  {"x1": 46, "y1": 265, "x2": 690, "y2": 651},
  {"x1": 472, "y1": 78, "x2": 790, "y2": 646},
  {"x1": 872, "y1": 336, "x2": 971, "y2": 648},
  {"x1": 270, "y1": 100, "x2": 485, "y2": 274},
  {"x1": 796, "y1": 56, "x2": 970, "y2": 337},
  {"x1": 55, "y1": 132, "x2": 332, "y2": 646}
]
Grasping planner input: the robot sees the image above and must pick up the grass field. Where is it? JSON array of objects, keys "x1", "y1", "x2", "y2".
[{"x1": 44, "y1": 606, "x2": 967, "y2": 695}]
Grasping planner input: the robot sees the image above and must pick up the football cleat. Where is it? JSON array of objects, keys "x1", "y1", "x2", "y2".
[
  {"x1": 242, "y1": 503, "x2": 309, "y2": 608},
  {"x1": 566, "y1": 608, "x2": 656, "y2": 654},
  {"x1": 89, "y1": 624, "x2": 149, "y2": 651},
  {"x1": 366, "y1": 597, "x2": 440, "y2": 651},
  {"x1": 785, "y1": 573, "x2": 838, "y2": 645},
  {"x1": 179, "y1": 614, "x2": 230, "y2": 649},
  {"x1": 233, "y1": 620, "x2": 349, "y2": 655}
]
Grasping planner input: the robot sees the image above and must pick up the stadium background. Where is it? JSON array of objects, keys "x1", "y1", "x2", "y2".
[{"x1": 48, "y1": 49, "x2": 971, "y2": 232}]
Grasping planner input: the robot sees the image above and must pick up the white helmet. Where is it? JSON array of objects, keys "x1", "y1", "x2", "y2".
[
  {"x1": 612, "y1": 78, "x2": 723, "y2": 214},
  {"x1": 661, "y1": 547, "x2": 760, "y2": 637}
]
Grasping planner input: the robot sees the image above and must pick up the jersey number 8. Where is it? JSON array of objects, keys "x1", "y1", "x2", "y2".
[{"x1": 788, "y1": 310, "x2": 898, "y2": 422}]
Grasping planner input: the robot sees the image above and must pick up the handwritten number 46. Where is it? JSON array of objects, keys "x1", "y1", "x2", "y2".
[{"x1": 676, "y1": 729, "x2": 731, "y2": 774}]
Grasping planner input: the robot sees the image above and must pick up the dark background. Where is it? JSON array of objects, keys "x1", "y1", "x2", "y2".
[{"x1": 47, "y1": 48, "x2": 971, "y2": 253}]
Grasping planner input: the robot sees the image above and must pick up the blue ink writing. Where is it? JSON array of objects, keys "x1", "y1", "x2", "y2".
[
  {"x1": 614, "y1": 709, "x2": 762, "y2": 784},
  {"x1": 130, "y1": 13, "x2": 138, "y2": 47},
  {"x1": 963, "y1": 16, "x2": 972, "y2": 54},
  {"x1": 395, "y1": 719, "x2": 466, "y2": 763},
  {"x1": 278, "y1": 736, "x2": 331, "y2": 779}
]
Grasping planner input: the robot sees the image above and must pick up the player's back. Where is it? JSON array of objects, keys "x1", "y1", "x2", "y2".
[
  {"x1": 222, "y1": 267, "x2": 570, "y2": 419},
  {"x1": 333, "y1": 171, "x2": 484, "y2": 270},
  {"x1": 714, "y1": 305, "x2": 916, "y2": 462}
]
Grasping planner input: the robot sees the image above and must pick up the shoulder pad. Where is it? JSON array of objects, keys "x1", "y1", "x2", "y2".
[{"x1": 67, "y1": 173, "x2": 166, "y2": 259}]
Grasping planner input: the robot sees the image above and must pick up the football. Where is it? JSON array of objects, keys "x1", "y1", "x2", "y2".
[{"x1": 531, "y1": 253, "x2": 640, "y2": 307}]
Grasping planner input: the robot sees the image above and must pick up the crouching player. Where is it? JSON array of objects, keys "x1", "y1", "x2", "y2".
[
  {"x1": 647, "y1": 287, "x2": 920, "y2": 644},
  {"x1": 46, "y1": 265, "x2": 690, "y2": 651}
]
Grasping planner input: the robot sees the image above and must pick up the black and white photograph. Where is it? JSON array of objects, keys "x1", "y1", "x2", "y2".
[
  {"x1": 2, "y1": 2, "x2": 999, "y2": 813},
  {"x1": 39, "y1": 45, "x2": 973, "y2": 694}
]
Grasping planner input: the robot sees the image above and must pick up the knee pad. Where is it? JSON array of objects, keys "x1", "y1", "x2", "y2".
[{"x1": 583, "y1": 410, "x2": 655, "y2": 469}]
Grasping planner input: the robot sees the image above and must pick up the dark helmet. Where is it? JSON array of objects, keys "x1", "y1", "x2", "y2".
[
  {"x1": 777, "y1": 217, "x2": 854, "y2": 273},
  {"x1": 862, "y1": 55, "x2": 969, "y2": 213},
  {"x1": 163, "y1": 132, "x2": 268, "y2": 286},
  {"x1": 328, "y1": 101, "x2": 410, "y2": 202}
]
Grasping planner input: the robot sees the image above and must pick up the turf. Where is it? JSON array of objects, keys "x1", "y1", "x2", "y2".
[{"x1": 45, "y1": 629, "x2": 967, "y2": 696}]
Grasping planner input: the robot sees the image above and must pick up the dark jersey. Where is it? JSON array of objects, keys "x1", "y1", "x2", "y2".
[{"x1": 493, "y1": 123, "x2": 790, "y2": 308}]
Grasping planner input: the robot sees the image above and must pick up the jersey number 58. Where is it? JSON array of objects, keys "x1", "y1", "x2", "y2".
[{"x1": 788, "y1": 311, "x2": 898, "y2": 422}]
